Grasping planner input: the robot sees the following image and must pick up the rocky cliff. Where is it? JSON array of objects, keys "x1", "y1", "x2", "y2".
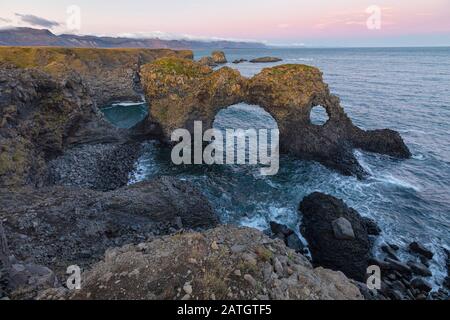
[
  {"x1": 0, "y1": 48, "x2": 193, "y2": 188},
  {"x1": 0, "y1": 46, "x2": 193, "y2": 105}
]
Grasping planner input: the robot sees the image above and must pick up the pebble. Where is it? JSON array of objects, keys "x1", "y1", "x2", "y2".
[
  {"x1": 183, "y1": 283, "x2": 193, "y2": 295},
  {"x1": 273, "y1": 258, "x2": 283, "y2": 274},
  {"x1": 244, "y1": 274, "x2": 257, "y2": 287},
  {"x1": 211, "y1": 241, "x2": 219, "y2": 250}
]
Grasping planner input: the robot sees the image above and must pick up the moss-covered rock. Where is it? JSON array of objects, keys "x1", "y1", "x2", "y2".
[{"x1": 140, "y1": 57, "x2": 246, "y2": 139}]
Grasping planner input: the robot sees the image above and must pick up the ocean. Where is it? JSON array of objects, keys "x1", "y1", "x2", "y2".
[{"x1": 102, "y1": 47, "x2": 450, "y2": 288}]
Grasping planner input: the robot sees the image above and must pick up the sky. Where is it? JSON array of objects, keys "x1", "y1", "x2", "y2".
[{"x1": 1, "y1": 0, "x2": 450, "y2": 47}]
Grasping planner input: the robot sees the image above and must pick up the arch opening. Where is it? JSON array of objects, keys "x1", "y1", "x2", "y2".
[
  {"x1": 212, "y1": 103, "x2": 279, "y2": 165},
  {"x1": 310, "y1": 105, "x2": 329, "y2": 126}
]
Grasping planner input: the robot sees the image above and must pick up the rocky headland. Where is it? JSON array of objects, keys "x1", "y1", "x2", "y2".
[{"x1": 0, "y1": 47, "x2": 432, "y2": 301}]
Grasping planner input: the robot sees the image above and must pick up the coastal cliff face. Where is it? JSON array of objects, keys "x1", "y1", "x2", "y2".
[
  {"x1": 0, "y1": 48, "x2": 194, "y2": 188},
  {"x1": 0, "y1": 66, "x2": 120, "y2": 187},
  {"x1": 0, "y1": 47, "x2": 193, "y2": 105},
  {"x1": 139, "y1": 58, "x2": 411, "y2": 177}
]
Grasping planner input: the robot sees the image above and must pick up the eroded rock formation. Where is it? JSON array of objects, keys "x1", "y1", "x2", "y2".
[
  {"x1": 138, "y1": 58, "x2": 411, "y2": 177},
  {"x1": 299, "y1": 192, "x2": 376, "y2": 281}
]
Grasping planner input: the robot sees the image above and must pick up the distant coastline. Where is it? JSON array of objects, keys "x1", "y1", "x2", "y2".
[{"x1": 0, "y1": 27, "x2": 268, "y2": 49}]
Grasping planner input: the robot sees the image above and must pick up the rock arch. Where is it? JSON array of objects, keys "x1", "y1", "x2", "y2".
[{"x1": 136, "y1": 57, "x2": 411, "y2": 178}]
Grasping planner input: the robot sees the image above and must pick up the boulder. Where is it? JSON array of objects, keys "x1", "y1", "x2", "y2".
[
  {"x1": 250, "y1": 57, "x2": 282, "y2": 63},
  {"x1": 270, "y1": 222, "x2": 294, "y2": 238},
  {"x1": 299, "y1": 192, "x2": 372, "y2": 281},
  {"x1": 211, "y1": 51, "x2": 227, "y2": 64},
  {"x1": 269, "y1": 222, "x2": 305, "y2": 253},
  {"x1": 409, "y1": 242, "x2": 434, "y2": 260},
  {"x1": 410, "y1": 278, "x2": 433, "y2": 293},
  {"x1": 233, "y1": 59, "x2": 247, "y2": 64},
  {"x1": 286, "y1": 234, "x2": 306, "y2": 254}
]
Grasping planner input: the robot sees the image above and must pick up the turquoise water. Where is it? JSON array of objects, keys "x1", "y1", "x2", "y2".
[
  {"x1": 101, "y1": 102, "x2": 148, "y2": 129},
  {"x1": 104, "y1": 47, "x2": 450, "y2": 288}
]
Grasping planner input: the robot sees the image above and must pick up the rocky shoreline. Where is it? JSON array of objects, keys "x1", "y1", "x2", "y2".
[{"x1": 0, "y1": 48, "x2": 447, "y2": 300}]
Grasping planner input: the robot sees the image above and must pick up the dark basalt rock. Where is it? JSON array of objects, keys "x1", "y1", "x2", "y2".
[
  {"x1": 0, "y1": 66, "x2": 125, "y2": 188},
  {"x1": 382, "y1": 244, "x2": 400, "y2": 261},
  {"x1": 233, "y1": 59, "x2": 247, "y2": 64},
  {"x1": 362, "y1": 217, "x2": 382, "y2": 236},
  {"x1": 269, "y1": 222, "x2": 306, "y2": 253},
  {"x1": 270, "y1": 221, "x2": 294, "y2": 238},
  {"x1": 250, "y1": 57, "x2": 282, "y2": 63},
  {"x1": 409, "y1": 242, "x2": 434, "y2": 260},
  {"x1": 407, "y1": 261, "x2": 432, "y2": 277},
  {"x1": 410, "y1": 278, "x2": 433, "y2": 293},
  {"x1": 0, "y1": 176, "x2": 218, "y2": 278},
  {"x1": 384, "y1": 258, "x2": 412, "y2": 277},
  {"x1": 299, "y1": 192, "x2": 373, "y2": 281}
]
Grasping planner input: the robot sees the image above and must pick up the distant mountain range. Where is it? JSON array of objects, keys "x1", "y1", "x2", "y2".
[{"x1": 0, "y1": 27, "x2": 267, "y2": 49}]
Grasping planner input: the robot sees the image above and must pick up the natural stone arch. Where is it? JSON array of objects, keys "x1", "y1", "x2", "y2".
[{"x1": 136, "y1": 57, "x2": 411, "y2": 178}]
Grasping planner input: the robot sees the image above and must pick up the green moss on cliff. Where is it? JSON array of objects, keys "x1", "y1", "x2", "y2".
[
  {"x1": 150, "y1": 57, "x2": 211, "y2": 77},
  {"x1": 0, "y1": 47, "x2": 194, "y2": 73}
]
